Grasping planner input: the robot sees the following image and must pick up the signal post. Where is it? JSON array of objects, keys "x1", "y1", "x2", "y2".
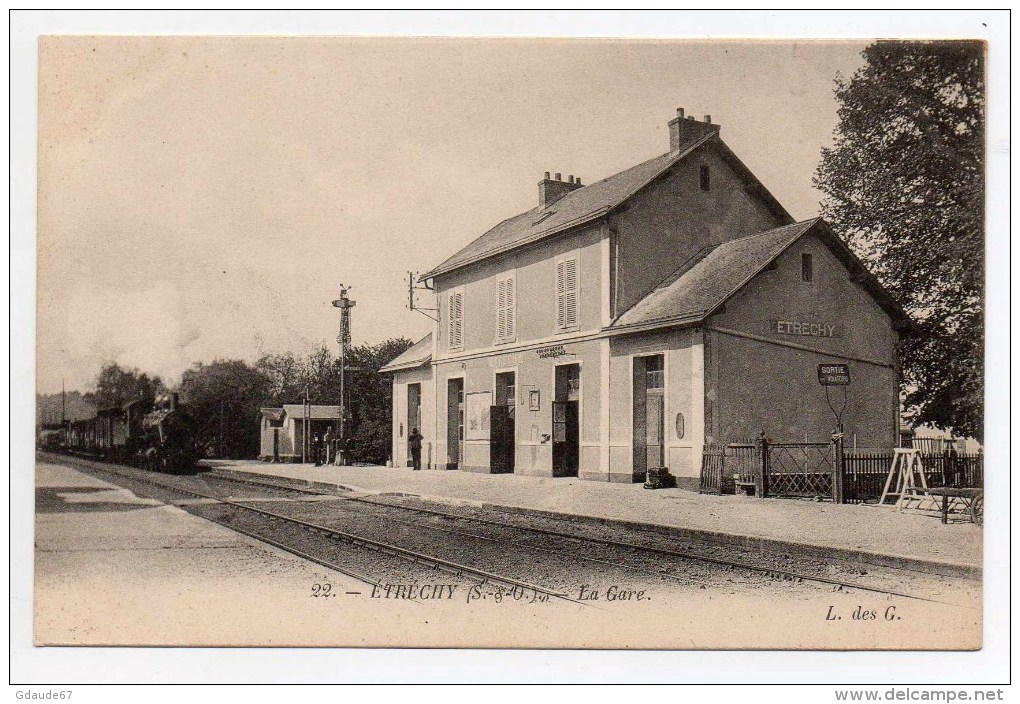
[{"x1": 332, "y1": 285, "x2": 356, "y2": 465}]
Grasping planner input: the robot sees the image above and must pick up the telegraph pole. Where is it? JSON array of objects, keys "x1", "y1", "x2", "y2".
[
  {"x1": 332, "y1": 284, "x2": 356, "y2": 465},
  {"x1": 303, "y1": 384, "x2": 310, "y2": 464}
]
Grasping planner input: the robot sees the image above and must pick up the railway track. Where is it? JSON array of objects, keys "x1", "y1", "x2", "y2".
[
  {"x1": 200, "y1": 468, "x2": 976, "y2": 607},
  {"x1": 41, "y1": 453, "x2": 977, "y2": 608},
  {"x1": 58, "y1": 456, "x2": 584, "y2": 607}
]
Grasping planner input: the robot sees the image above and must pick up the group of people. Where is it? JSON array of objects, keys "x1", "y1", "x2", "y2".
[
  {"x1": 310, "y1": 427, "x2": 352, "y2": 467},
  {"x1": 307, "y1": 426, "x2": 424, "y2": 470}
]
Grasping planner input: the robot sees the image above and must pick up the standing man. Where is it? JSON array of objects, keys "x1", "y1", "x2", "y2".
[
  {"x1": 408, "y1": 427, "x2": 423, "y2": 471},
  {"x1": 312, "y1": 434, "x2": 322, "y2": 466},
  {"x1": 322, "y1": 427, "x2": 333, "y2": 466}
]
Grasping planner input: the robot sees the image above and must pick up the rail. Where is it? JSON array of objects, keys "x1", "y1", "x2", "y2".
[
  {"x1": 205, "y1": 468, "x2": 970, "y2": 606},
  {"x1": 45, "y1": 453, "x2": 976, "y2": 607},
  {"x1": 58, "y1": 456, "x2": 579, "y2": 605}
]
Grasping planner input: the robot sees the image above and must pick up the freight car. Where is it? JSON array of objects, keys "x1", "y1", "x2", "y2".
[{"x1": 60, "y1": 393, "x2": 199, "y2": 472}]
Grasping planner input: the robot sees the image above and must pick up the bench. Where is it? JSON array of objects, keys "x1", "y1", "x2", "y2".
[
  {"x1": 926, "y1": 487, "x2": 983, "y2": 525},
  {"x1": 733, "y1": 476, "x2": 756, "y2": 496}
]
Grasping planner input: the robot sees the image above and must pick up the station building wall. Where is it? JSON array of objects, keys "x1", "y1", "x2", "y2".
[
  {"x1": 612, "y1": 147, "x2": 787, "y2": 316},
  {"x1": 705, "y1": 232, "x2": 899, "y2": 449},
  {"x1": 432, "y1": 337, "x2": 603, "y2": 477},
  {"x1": 708, "y1": 333, "x2": 897, "y2": 449},
  {"x1": 605, "y1": 328, "x2": 702, "y2": 486},
  {"x1": 433, "y1": 221, "x2": 605, "y2": 358},
  {"x1": 390, "y1": 365, "x2": 435, "y2": 468}
]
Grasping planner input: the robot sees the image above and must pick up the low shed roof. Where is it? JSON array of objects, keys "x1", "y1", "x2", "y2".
[
  {"x1": 380, "y1": 333, "x2": 433, "y2": 373},
  {"x1": 263, "y1": 405, "x2": 343, "y2": 421},
  {"x1": 283, "y1": 404, "x2": 341, "y2": 420}
]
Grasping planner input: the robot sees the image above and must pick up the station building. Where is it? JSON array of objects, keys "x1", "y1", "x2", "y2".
[{"x1": 382, "y1": 109, "x2": 909, "y2": 489}]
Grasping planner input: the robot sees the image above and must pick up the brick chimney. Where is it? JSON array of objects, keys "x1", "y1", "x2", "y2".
[
  {"x1": 538, "y1": 171, "x2": 583, "y2": 208},
  {"x1": 669, "y1": 108, "x2": 720, "y2": 155}
]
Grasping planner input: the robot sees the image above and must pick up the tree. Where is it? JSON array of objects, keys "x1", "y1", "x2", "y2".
[
  {"x1": 814, "y1": 41, "x2": 984, "y2": 440},
  {"x1": 179, "y1": 359, "x2": 272, "y2": 459},
  {"x1": 254, "y1": 338, "x2": 414, "y2": 464},
  {"x1": 255, "y1": 351, "x2": 304, "y2": 405},
  {"x1": 255, "y1": 346, "x2": 340, "y2": 406},
  {"x1": 346, "y1": 338, "x2": 414, "y2": 465},
  {"x1": 304, "y1": 344, "x2": 340, "y2": 404},
  {"x1": 36, "y1": 390, "x2": 95, "y2": 424},
  {"x1": 85, "y1": 362, "x2": 165, "y2": 408}
]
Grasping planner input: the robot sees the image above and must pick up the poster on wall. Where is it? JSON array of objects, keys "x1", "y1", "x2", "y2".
[{"x1": 465, "y1": 391, "x2": 492, "y2": 440}]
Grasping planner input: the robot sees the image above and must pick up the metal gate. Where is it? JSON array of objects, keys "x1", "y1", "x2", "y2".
[
  {"x1": 766, "y1": 442, "x2": 836, "y2": 498},
  {"x1": 727, "y1": 443, "x2": 760, "y2": 488},
  {"x1": 698, "y1": 443, "x2": 759, "y2": 494}
]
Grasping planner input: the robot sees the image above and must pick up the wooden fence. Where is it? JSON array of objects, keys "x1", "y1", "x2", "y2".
[
  {"x1": 701, "y1": 443, "x2": 982, "y2": 504},
  {"x1": 842, "y1": 451, "x2": 983, "y2": 504}
]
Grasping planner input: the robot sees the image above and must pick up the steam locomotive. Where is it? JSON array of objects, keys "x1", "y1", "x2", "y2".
[{"x1": 59, "y1": 393, "x2": 200, "y2": 472}]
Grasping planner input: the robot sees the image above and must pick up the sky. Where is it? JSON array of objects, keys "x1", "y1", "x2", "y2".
[{"x1": 36, "y1": 37, "x2": 869, "y2": 394}]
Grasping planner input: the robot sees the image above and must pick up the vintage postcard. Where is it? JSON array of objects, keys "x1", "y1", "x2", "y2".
[{"x1": 31, "y1": 34, "x2": 987, "y2": 653}]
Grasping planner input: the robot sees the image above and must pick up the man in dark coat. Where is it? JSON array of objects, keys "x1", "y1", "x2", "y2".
[{"x1": 408, "y1": 428, "x2": 423, "y2": 471}]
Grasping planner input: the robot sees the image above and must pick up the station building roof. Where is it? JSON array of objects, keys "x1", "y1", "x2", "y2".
[
  {"x1": 421, "y1": 132, "x2": 792, "y2": 281},
  {"x1": 607, "y1": 218, "x2": 911, "y2": 335},
  {"x1": 380, "y1": 333, "x2": 433, "y2": 373}
]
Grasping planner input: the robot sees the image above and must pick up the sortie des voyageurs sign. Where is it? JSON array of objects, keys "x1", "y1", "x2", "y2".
[{"x1": 817, "y1": 364, "x2": 851, "y2": 386}]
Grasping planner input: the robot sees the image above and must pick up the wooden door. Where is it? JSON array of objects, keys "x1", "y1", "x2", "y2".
[
  {"x1": 552, "y1": 401, "x2": 579, "y2": 477},
  {"x1": 447, "y1": 379, "x2": 463, "y2": 469},
  {"x1": 633, "y1": 354, "x2": 665, "y2": 476},
  {"x1": 490, "y1": 405, "x2": 515, "y2": 474}
]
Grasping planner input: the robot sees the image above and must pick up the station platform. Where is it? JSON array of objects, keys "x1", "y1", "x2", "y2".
[
  {"x1": 208, "y1": 459, "x2": 983, "y2": 576},
  {"x1": 33, "y1": 459, "x2": 365, "y2": 646}
]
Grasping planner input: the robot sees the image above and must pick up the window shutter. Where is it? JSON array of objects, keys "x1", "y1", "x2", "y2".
[
  {"x1": 505, "y1": 276, "x2": 515, "y2": 339},
  {"x1": 496, "y1": 279, "x2": 507, "y2": 340},
  {"x1": 496, "y1": 276, "x2": 516, "y2": 341},
  {"x1": 449, "y1": 291, "x2": 463, "y2": 348},
  {"x1": 557, "y1": 257, "x2": 578, "y2": 329},
  {"x1": 556, "y1": 260, "x2": 566, "y2": 328},
  {"x1": 450, "y1": 289, "x2": 459, "y2": 348},
  {"x1": 564, "y1": 258, "x2": 578, "y2": 328}
]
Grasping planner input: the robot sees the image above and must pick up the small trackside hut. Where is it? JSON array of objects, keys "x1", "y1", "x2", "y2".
[
  {"x1": 382, "y1": 108, "x2": 908, "y2": 489},
  {"x1": 259, "y1": 404, "x2": 341, "y2": 463}
]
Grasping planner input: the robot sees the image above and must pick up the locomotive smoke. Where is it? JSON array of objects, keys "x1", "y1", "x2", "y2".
[{"x1": 63, "y1": 279, "x2": 201, "y2": 388}]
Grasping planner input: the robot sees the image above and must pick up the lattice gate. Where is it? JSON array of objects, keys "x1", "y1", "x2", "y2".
[{"x1": 765, "y1": 442, "x2": 836, "y2": 499}]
